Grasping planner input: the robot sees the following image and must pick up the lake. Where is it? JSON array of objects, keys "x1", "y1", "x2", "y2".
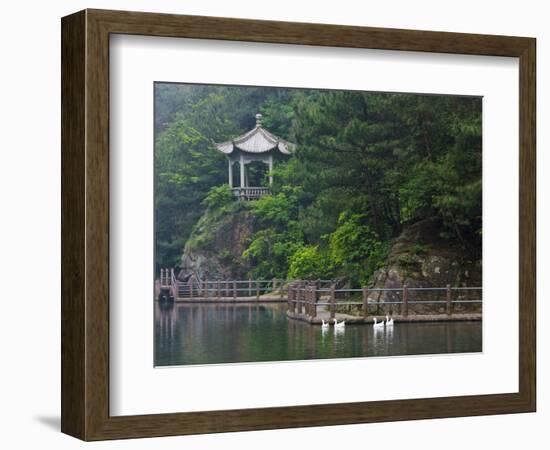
[{"x1": 155, "y1": 302, "x2": 482, "y2": 366}]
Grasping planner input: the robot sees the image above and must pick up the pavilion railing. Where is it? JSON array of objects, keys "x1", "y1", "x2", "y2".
[{"x1": 231, "y1": 187, "x2": 270, "y2": 200}]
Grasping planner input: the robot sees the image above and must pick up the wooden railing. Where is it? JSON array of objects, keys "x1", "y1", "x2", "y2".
[
  {"x1": 286, "y1": 282, "x2": 482, "y2": 319},
  {"x1": 158, "y1": 268, "x2": 177, "y2": 301},
  {"x1": 156, "y1": 272, "x2": 336, "y2": 302},
  {"x1": 231, "y1": 186, "x2": 270, "y2": 200},
  {"x1": 156, "y1": 270, "x2": 482, "y2": 318},
  {"x1": 170, "y1": 269, "x2": 178, "y2": 299},
  {"x1": 176, "y1": 279, "x2": 286, "y2": 301},
  {"x1": 159, "y1": 268, "x2": 172, "y2": 287}
]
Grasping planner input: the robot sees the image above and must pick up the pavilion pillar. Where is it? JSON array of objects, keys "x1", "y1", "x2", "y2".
[
  {"x1": 268, "y1": 154, "x2": 273, "y2": 186},
  {"x1": 239, "y1": 154, "x2": 245, "y2": 188},
  {"x1": 214, "y1": 115, "x2": 295, "y2": 197}
]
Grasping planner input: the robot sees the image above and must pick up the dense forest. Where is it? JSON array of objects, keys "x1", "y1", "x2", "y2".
[{"x1": 155, "y1": 83, "x2": 482, "y2": 287}]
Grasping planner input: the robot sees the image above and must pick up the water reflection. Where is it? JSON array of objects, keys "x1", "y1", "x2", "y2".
[{"x1": 155, "y1": 302, "x2": 482, "y2": 366}]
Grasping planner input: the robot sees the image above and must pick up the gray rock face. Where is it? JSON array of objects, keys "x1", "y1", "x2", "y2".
[
  {"x1": 178, "y1": 209, "x2": 255, "y2": 281},
  {"x1": 368, "y1": 218, "x2": 482, "y2": 314}
]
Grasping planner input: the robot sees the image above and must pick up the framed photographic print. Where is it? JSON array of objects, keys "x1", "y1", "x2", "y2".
[{"x1": 61, "y1": 9, "x2": 536, "y2": 440}]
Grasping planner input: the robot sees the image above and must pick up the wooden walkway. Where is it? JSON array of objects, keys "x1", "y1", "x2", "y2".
[
  {"x1": 156, "y1": 268, "x2": 482, "y2": 324},
  {"x1": 173, "y1": 295, "x2": 287, "y2": 303}
]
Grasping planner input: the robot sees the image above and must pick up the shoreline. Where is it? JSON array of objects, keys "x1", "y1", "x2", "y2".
[{"x1": 287, "y1": 311, "x2": 482, "y2": 324}]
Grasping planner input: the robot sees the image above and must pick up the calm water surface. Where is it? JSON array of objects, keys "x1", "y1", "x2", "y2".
[{"x1": 155, "y1": 302, "x2": 482, "y2": 366}]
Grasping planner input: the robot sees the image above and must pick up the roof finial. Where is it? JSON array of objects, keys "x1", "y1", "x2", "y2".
[{"x1": 255, "y1": 113, "x2": 263, "y2": 127}]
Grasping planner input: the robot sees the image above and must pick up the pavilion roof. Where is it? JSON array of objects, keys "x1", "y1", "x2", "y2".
[{"x1": 215, "y1": 114, "x2": 295, "y2": 156}]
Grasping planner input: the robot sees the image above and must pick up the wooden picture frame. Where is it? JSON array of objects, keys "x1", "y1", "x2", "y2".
[{"x1": 61, "y1": 9, "x2": 536, "y2": 441}]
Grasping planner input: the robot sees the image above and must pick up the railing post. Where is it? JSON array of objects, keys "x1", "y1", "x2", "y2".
[
  {"x1": 272, "y1": 278, "x2": 277, "y2": 294},
  {"x1": 403, "y1": 285, "x2": 409, "y2": 317},
  {"x1": 217, "y1": 281, "x2": 221, "y2": 299},
  {"x1": 362, "y1": 287, "x2": 369, "y2": 320},
  {"x1": 249, "y1": 278, "x2": 252, "y2": 297},
  {"x1": 310, "y1": 285, "x2": 317, "y2": 319},
  {"x1": 446, "y1": 284, "x2": 452, "y2": 316},
  {"x1": 205, "y1": 279, "x2": 208, "y2": 300},
  {"x1": 233, "y1": 280, "x2": 237, "y2": 300},
  {"x1": 305, "y1": 284, "x2": 310, "y2": 317},
  {"x1": 280, "y1": 280, "x2": 284, "y2": 300},
  {"x1": 292, "y1": 283, "x2": 297, "y2": 313},
  {"x1": 330, "y1": 284, "x2": 336, "y2": 320},
  {"x1": 190, "y1": 280, "x2": 194, "y2": 299},
  {"x1": 309, "y1": 284, "x2": 314, "y2": 317},
  {"x1": 286, "y1": 286, "x2": 292, "y2": 312},
  {"x1": 256, "y1": 281, "x2": 260, "y2": 301},
  {"x1": 286, "y1": 284, "x2": 293, "y2": 312},
  {"x1": 315, "y1": 279, "x2": 321, "y2": 303}
]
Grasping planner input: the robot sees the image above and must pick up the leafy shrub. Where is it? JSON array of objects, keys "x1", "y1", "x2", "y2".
[
  {"x1": 329, "y1": 212, "x2": 388, "y2": 285},
  {"x1": 287, "y1": 245, "x2": 330, "y2": 280},
  {"x1": 250, "y1": 191, "x2": 297, "y2": 227},
  {"x1": 203, "y1": 184, "x2": 233, "y2": 211},
  {"x1": 243, "y1": 226, "x2": 303, "y2": 279}
]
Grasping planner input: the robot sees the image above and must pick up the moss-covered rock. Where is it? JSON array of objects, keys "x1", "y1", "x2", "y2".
[
  {"x1": 178, "y1": 205, "x2": 256, "y2": 280},
  {"x1": 368, "y1": 217, "x2": 482, "y2": 314}
]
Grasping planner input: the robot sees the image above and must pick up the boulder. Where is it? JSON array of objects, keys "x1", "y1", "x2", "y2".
[
  {"x1": 178, "y1": 208, "x2": 255, "y2": 281},
  {"x1": 369, "y1": 218, "x2": 482, "y2": 314}
]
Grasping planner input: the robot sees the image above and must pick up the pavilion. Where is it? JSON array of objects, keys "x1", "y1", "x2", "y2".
[{"x1": 214, "y1": 114, "x2": 295, "y2": 200}]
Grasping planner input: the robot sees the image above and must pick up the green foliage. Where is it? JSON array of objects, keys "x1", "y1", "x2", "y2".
[
  {"x1": 154, "y1": 118, "x2": 226, "y2": 271},
  {"x1": 244, "y1": 191, "x2": 303, "y2": 279},
  {"x1": 154, "y1": 84, "x2": 297, "y2": 271},
  {"x1": 287, "y1": 245, "x2": 331, "y2": 280},
  {"x1": 250, "y1": 191, "x2": 298, "y2": 226},
  {"x1": 329, "y1": 213, "x2": 389, "y2": 285},
  {"x1": 203, "y1": 184, "x2": 233, "y2": 211},
  {"x1": 155, "y1": 83, "x2": 482, "y2": 282},
  {"x1": 243, "y1": 226, "x2": 303, "y2": 279},
  {"x1": 292, "y1": 91, "x2": 481, "y2": 246}
]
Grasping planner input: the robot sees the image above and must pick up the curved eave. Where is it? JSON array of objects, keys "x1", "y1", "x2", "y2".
[
  {"x1": 215, "y1": 141, "x2": 235, "y2": 154},
  {"x1": 277, "y1": 140, "x2": 295, "y2": 155},
  {"x1": 215, "y1": 126, "x2": 296, "y2": 156}
]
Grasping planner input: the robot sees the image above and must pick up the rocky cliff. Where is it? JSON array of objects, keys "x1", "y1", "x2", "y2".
[
  {"x1": 178, "y1": 208, "x2": 482, "y2": 315},
  {"x1": 368, "y1": 218, "x2": 482, "y2": 314},
  {"x1": 178, "y1": 207, "x2": 255, "y2": 281}
]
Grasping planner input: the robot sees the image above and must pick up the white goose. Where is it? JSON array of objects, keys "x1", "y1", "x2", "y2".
[
  {"x1": 321, "y1": 319, "x2": 330, "y2": 329},
  {"x1": 334, "y1": 318, "x2": 346, "y2": 329},
  {"x1": 373, "y1": 317, "x2": 385, "y2": 329},
  {"x1": 386, "y1": 315, "x2": 394, "y2": 327}
]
